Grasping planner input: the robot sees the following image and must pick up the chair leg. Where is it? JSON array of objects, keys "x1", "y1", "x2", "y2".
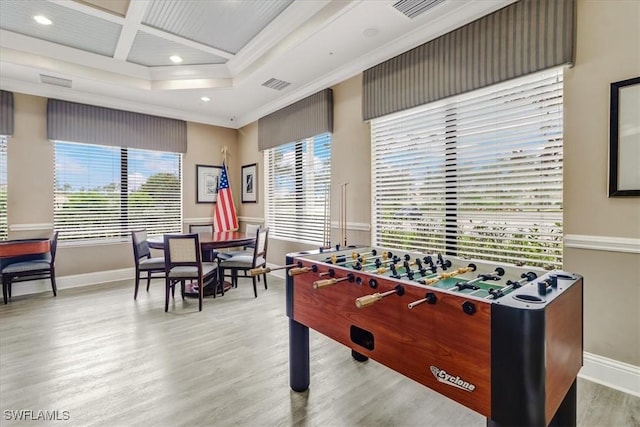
[
  {"x1": 252, "y1": 276, "x2": 258, "y2": 298},
  {"x1": 263, "y1": 273, "x2": 268, "y2": 290},
  {"x1": 219, "y1": 271, "x2": 224, "y2": 297},
  {"x1": 146, "y1": 271, "x2": 152, "y2": 292},
  {"x1": 134, "y1": 270, "x2": 141, "y2": 300},
  {"x1": 198, "y1": 279, "x2": 203, "y2": 311},
  {"x1": 2, "y1": 276, "x2": 7, "y2": 304},
  {"x1": 50, "y1": 268, "x2": 57, "y2": 296},
  {"x1": 165, "y1": 278, "x2": 171, "y2": 312}
]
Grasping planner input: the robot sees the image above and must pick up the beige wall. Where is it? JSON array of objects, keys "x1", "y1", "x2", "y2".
[
  {"x1": 7, "y1": 93, "x2": 238, "y2": 276},
  {"x1": 563, "y1": 0, "x2": 640, "y2": 365}
]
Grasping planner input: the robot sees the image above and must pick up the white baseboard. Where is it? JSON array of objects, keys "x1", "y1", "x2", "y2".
[
  {"x1": 579, "y1": 352, "x2": 640, "y2": 397},
  {"x1": 9, "y1": 267, "x2": 639, "y2": 397},
  {"x1": 8, "y1": 268, "x2": 134, "y2": 297}
]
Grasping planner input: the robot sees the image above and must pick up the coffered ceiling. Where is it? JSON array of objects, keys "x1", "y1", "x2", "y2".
[{"x1": 0, "y1": 0, "x2": 515, "y2": 128}]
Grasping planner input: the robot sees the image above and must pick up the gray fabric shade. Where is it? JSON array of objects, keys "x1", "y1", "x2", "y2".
[
  {"x1": 0, "y1": 91, "x2": 14, "y2": 136},
  {"x1": 258, "y1": 89, "x2": 333, "y2": 151},
  {"x1": 362, "y1": 0, "x2": 576, "y2": 121},
  {"x1": 47, "y1": 99, "x2": 187, "y2": 153}
]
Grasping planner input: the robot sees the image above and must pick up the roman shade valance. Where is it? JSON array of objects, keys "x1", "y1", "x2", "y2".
[
  {"x1": 0, "y1": 91, "x2": 14, "y2": 136},
  {"x1": 362, "y1": 0, "x2": 576, "y2": 121},
  {"x1": 47, "y1": 99, "x2": 187, "y2": 153},
  {"x1": 258, "y1": 89, "x2": 333, "y2": 151}
]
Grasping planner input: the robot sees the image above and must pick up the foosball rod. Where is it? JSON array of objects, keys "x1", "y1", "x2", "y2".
[
  {"x1": 408, "y1": 292, "x2": 437, "y2": 309},
  {"x1": 447, "y1": 267, "x2": 505, "y2": 292},
  {"x1": 355, "y1": 285, "x2": 405, "y2": 308},
  {"x1": 328, "y1": 251, "x2": 395, "y2": 267},
  {"x1": 485, "y1": 271, "x2": 538, "y2": 299},
  {"x1": 250, "y1": 262, "x2": 301, "y2": 276},
  {"x1": 349, "y1": 249, "x2": 381, "y2": 259},
  {"x1": 313, "y1": 273, "x2": 354, "y2": 289},
  {"x1": 288, "y1": 264, "x2": 318, "y2": 276},
  {"x1": 355, "y1": 252, "x2": 417, "y2": 270},
  {"x1": 419, "y1": 264, "x2": 477, "y2": 286}
]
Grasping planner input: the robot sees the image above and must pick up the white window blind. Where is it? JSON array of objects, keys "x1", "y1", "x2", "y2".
[
  {"x1": 54, "y1": 141, "x2": 182, "y2": 241},
  {"x1": 371, "y1": 68, "x2": 564, "y2": 268},
  {"x1": 0, "y1": 136, "x2": 7, "y2": 240},
  {"x1": 265, "y1": 133, "x2": 331, "y2": 244}
]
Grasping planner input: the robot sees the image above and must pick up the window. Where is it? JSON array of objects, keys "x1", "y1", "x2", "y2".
[
  {"x1": 371, "y1": 68, "x2": 563, "y2": 268},
  {"x1": 54, "y1": 141, "x2": 182, "y2": 241},
  {"x1": 265, "y1": 133, "x2": 331, "y2": 245},
  {"x1": 0, "y1": 136, "x2": 6, "y2": 240}
]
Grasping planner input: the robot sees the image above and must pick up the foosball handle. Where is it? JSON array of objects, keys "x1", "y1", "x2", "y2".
[
  {"x1": 250, "y1": 267, "x2": 270, "y2": 276},
  {"x1": 313, "y1": 278, "x2": 338, "y2": 289},
  {"x1": 355, "y1": 293, "x2": 381, "y2": 308},
  {"x1": 289, "y1": 267, "x2": 312, "y2": 276}
]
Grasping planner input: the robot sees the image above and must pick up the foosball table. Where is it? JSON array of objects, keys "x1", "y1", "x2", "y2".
[{"x1": 263, "y1": 246, "x2": 583, "y2": 427}]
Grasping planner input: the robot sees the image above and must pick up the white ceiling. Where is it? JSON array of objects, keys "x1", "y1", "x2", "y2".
[{"x1": 0, "y1": 0, "x2": 515, "y2": 129}]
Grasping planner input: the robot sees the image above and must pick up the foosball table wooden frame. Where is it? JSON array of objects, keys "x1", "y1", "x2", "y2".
[{"x1": 276, "y1": 246, "x2": 583, "y2": 427}]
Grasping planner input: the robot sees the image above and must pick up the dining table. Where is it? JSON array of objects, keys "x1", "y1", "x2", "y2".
[
  {"x1": 146, "y1": 231, "x2": 256, "y2": 297},
  {"x1": 0, "y1": 238, "x2": 51, "y2": 269},
  {"x1": 146, "y1": 230, "x2": 254, "y2": 252}
]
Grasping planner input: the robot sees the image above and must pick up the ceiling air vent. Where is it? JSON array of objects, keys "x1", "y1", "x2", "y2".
[
  {"x1": 392, "y1": 0, "x2": 446, "y2": 19},
  {"x1": 261, "y1": 78, "x2": 291, "y2": 91},
  {"x1": 40, "y1": 74, "x2": 73, "y2": 88}
]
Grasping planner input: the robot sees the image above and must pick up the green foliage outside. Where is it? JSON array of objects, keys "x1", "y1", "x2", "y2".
[{"x1": 56, "y1": 172, "x2": 181, "y2": 240}]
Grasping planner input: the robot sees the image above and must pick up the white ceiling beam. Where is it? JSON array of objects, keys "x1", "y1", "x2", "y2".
[{"x1": 113, "y1": 1, "x2": 149, "y2": 61}]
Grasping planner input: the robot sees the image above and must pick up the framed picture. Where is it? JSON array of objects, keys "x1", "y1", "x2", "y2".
[
  {"x1": 609, "y1": 77, "x2": 640, "y2": 197},
  {"x1": 241, "y1": 163, "x2": 257, "y2": 203},
  {"x1": 196, "y1": 164, "x2": 222, "y2": 203}
]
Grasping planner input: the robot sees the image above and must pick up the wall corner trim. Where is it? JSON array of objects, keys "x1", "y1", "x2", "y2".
[
  {"x1": 564, "y1": 234, "x2": 640, "y2": 254},
  {"x1": 579, "y1": 352, "x2": 640, "y2": 397}
]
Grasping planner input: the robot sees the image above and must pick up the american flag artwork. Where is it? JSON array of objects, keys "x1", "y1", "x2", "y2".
[{"x1": 214, "y1": 163, "x2": 239, "y2": 232}]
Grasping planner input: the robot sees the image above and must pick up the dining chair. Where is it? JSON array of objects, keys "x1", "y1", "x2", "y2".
[
  {"x1": 2, "y1": 231, "x2": 59, "y2": 304},
  {"x1": 218, "y1": 228, "x2": 269, "y2": 298},
  {"x1": 221, "y1": 224, "x2": 261, "y2": 281},
  {"x1": 189, "y1": 223, "x2": 216, "y2": 261},
  {"x1": 131, "y1": 229, "x2": 166, "y2": 300},
  {"x1": 164, "y1": 233, "x2": 219, "y2": 312}
]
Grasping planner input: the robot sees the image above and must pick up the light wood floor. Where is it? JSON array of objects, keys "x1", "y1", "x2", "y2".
[{"x1": 1, "y1": 277, "x2": 638, "y2": 427}]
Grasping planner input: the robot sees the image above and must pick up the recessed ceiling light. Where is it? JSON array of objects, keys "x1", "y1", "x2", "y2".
[
  {"x1": 200, "y1": 96, "x2": 211, "y2": 102},
  {"x1": 34, "y1": 15, "x2": 52, "y2": 25},
  {"x1": 169, "y1": 55, "x2": 183, "y2": 64}
]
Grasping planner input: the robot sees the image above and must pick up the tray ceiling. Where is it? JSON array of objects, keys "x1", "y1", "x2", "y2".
[{"x1": 0, "y1": 0, "x2": 515, "y2": 128}]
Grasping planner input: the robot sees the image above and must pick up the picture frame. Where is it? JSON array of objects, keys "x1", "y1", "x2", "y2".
[
  {"x1": 196, "y1": 164, "x2": 222, "y2": 203},
  {"x1": 609, "y1": 77, "x2": 640, "y2": 197},
  {"x1": 241, "y1": 163, "x2": 258, "y2": 203}
]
